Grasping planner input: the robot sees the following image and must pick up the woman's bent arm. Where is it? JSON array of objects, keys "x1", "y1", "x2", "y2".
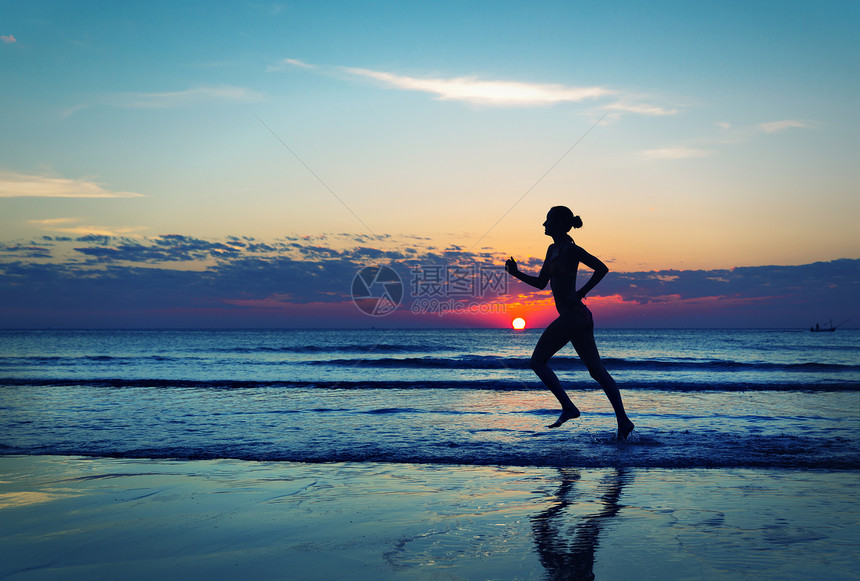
[
  {"x1": 575, "y1": 247, "x2": 609, "y2": 298},
  {"x1": 506, "y1": 254, "x2": 550, "y2": 289}
]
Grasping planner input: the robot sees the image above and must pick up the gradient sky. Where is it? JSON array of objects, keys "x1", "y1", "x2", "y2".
[{"x1": 1, "y1": 1, "x2": 858, "y2": 328}]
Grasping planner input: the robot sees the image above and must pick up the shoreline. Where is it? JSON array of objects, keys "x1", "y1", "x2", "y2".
[
  {"x1": 2, "y1": 455, "x2": 857, "y2": 580},
  {"x1": 3, "y1": 449, "x2": 859, "y2": 471}
]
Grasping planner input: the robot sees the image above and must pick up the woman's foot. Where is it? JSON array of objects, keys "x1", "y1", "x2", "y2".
[
  {"x1": 617, "y1": 419, "x2": 635, "y2": 441},
  {"x1": 548, "y1": 406, "x2": 580, "y2": 428}
]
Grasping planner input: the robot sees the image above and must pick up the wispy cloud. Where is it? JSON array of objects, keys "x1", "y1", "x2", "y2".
[
  {"x1": 267, "y1": 58, "x2": 314, "y2": 72},
  {"x1": 112, "y1": 85, "x2": 263, "y2": 109},
  {"x1": 272, "y1": 59, "x2": 682, "y2": 114},
  {"x1": 53, "y1": 225, "x2": 147, "y2": 237},
  {"x1": 342, "y1": 67, "x2": 613, "y2": 106},
  {"x1": 27, "y1": 218, "x2": 146, "y2": 238},
  {"x1": 602, "y1": 101, "x2": 678, "y2": 116},
  {"x1": 644, "y1": 117, "x2": 815, "y2": 161},
  {"x1": 758, "y1": 119, "x2": 810, "y2": 133},
  {"x1": 0, "y1": 171, "x2": 145, "y2": 198},
  {"x1": 27, "y1": 218, "x2": 79, "y2": 227},
  {"x1": 73, "y1": 234, "x2": 241, "y2": 262},
  {"x1": 639, "y1": 147, "x2": 712, "y2": 160},
  {"x1": 64, "y1": 85, "x2": 263, "y2": 116},
  {"x1": 1, "y1": 35, "x2": 15, "y2": 44},
  {"x1": 0, "y1": 243, "x2": 52, "y2": 259}
]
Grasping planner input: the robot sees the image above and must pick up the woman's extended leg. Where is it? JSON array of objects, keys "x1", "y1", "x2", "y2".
[
  {"x1": 531, "y1": 315, "x2": 580, "y2": 428},
  {"x1": 571, "y1": 330, "x2": 634, "y2": 440}
]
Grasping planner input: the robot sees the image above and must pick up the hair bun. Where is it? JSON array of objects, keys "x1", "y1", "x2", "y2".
[{"x1": 571, "y1": 215, "x2": 583, "y2": 229}]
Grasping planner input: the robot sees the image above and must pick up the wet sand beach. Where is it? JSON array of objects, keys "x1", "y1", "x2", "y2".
[{"x1": 1, "y1": 455, "x2": 857, "y2": 580}]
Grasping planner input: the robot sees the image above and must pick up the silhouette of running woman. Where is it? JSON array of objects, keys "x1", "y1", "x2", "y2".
[{"x1": 506, "y1": 206, "x2": 634, "y2": 440}]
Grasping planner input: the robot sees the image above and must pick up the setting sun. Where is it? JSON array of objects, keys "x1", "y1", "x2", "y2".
[{"x1": 512, "y1": 317, "x2": 526, "y2": 330}]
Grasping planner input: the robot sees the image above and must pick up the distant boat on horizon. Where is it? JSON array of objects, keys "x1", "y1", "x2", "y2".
[{"x1": 810, "y1": 319, "x2": 851, "y2": 332}]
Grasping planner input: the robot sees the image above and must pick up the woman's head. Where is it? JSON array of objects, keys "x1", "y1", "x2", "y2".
[{"x1": 544, "y1": 206, "x2": 583, "y2": 235}]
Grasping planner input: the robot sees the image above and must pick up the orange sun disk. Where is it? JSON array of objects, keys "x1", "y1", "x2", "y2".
[{"x1": 512, "y1": 317, "x2": 526, "y2": 330}]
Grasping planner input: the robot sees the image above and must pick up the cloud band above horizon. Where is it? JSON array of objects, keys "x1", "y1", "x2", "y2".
[{"x1": 1, "y1": 231, "x2": 856, "y2": 328}]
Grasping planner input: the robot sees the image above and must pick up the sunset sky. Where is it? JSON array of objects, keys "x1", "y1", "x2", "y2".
[{"x1": 1, "y1": 1, "x2": 858, "y2": 328}]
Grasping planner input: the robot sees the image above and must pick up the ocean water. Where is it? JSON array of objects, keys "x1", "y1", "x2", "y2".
[{"x1": 1, "y1": 328, "x2": 858, "y2": 468}]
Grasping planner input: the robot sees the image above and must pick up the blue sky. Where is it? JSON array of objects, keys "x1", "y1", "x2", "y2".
[{"x1": 1, "y1": 1, "x2": 858, "y2": 327}]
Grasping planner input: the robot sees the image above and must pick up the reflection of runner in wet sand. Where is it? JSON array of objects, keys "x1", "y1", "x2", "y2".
[
  {"x1": 506, "y1": 206, "x2": 634, "y2": 440},
  {"x1": 531, "y1": 468, "x2": 628, "y2": 579}
]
